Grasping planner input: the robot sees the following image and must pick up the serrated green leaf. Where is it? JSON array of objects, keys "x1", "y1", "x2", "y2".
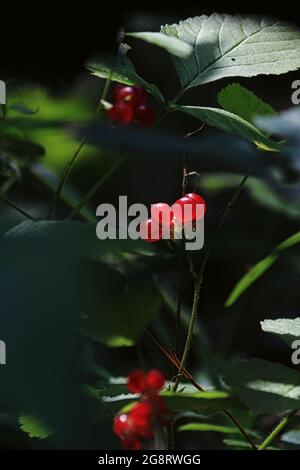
[
  {"x1": 172, "y1": 104, "x2": 281, "y2": 150},
  {"x1": 218, "y1": 83, "x2": 276, "y2": 129},
  {"x1": 226, "y1": 230, "x2": 300, "y2": 306},
  {"x1": 261, "y1": 318, "x2": 300, "y2": 347},
  {"x1": 127, "y1": 32, "x2": 192, "y2": 58},
  {"x1": 19, "y1": 415, "x2": 53, "y2": 439},
  {"x1": 87, "y1": 52, "x2": 165, "y2": 108},
  {"x1": 223, "y1": 358, "x2": 300, "y2": 415},
  {"x1": 161, "y1": 14, "x2": 300, "y2": 90}
]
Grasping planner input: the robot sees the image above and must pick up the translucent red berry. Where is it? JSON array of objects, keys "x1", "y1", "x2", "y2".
[
  {"x1": 107, "y1": 102, "x2": 133, "y2": 126},
  {"x1": 172, "y1": 194, "x2": 205, "y2": 223},
  {"x1": 140, "y1": 219, "x2": 162, "y2": 243},
  {"x1": 134, "y1": 103, "x2": 156, "y2": 128},
  {"x1": 151, "y1": 203, "x2": 174, "y2": 227},
  {"x1": 128, "y1": 369, "x2": 148, "y2": 393},
  {"x1": 121, "y1": 437, "x2": 142, "y2": 450},
  {"x1": 130, "y1": 401, "x2": 154, "y2": 437},
  {"x1": 185, "y1": 193, "x2": 206, "y2": 217},
  {"x1": 113, "y1": 85, "x2": 147, "y2": 108},
  {"x1": 113, "y1": 413, "x2": 129, "y2": 437},
  {"x1": 146, "y1": 369, "x2": 165, "y2": 391}
]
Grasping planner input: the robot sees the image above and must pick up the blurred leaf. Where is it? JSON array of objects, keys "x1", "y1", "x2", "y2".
[
  {"x1": 161, "y1": 14, "x2": 300, "y2": 89},
  {"x1": 87, "y1": 53, "x2": 165, "y2": 108},
  {"x1": 8, "y1": 103, "x2": 39, "y2": 115},
  {"x1": 226, "y1": 230, "x2": 300, "y2": 307},
  {"x1": 178, "y1": 422, "x2": 240, "y2": 433},
  {"x1": 223, "y1": 359, "x2": 300, "y2": 415},
  {"x1": 127, "y1": 32, "x2": 192, "y2": 58},
  {"x1": 218, "y1": 83, "x2": 276, "y2": 130},
  {"x1": 19, "y1": 415, "x2": 53, "y2": 439},
  {"x1": 223, "y1": 438, "x2": 254, "y2": 449},
  {"x1": 261, "y1": 318, "x2": 300, "y2": 347},
  {"x1": 281, "y1": 429, "x2": 300, "y2": 445},
  {"x1": 172, "y1": 105, "x2": 281, "y2": 150}
]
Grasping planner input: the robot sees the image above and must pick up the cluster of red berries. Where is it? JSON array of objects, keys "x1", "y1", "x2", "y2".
[
  {"x1": 107, "y1": 84, "x2": 156, "y2": 128},
  {"x1": 140, "y1": 192, "x2": 206, "y2": 243},
  {"x1": 113, "y1": 369, "x2": 168, "y2": 450}
]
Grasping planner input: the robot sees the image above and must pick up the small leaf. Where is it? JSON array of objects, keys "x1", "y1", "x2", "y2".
[
  {"x1": 218, "y1": 83, "x2": 276, "y2": 127},
  {"x1": 223, "y1": 358, "x2": 300, "y2": 415},
  {"x1": 261, "y1": 318, "x2": 300, "y2": 347},
  {"x1": 126, "y1": 32, "x2": 192, "y2": 58},
  {"x1": 19, "y1": 415, "x2": 53, "y2": 439},
  {"x1": 172, "y1": 104, "x2": 281, "y2": 150},
  {"x1": 178, "y1": 422, "x2": 239, "y2": 433},
  {"x1": 226, "y1": 230, "x2": 300, "y2": 306},
  {"x1": 87, "y1": 52, "x2": 165, "y2": 108},
  {"x1": 281, "y1": 429, "x2": 300, "y2": 445}
]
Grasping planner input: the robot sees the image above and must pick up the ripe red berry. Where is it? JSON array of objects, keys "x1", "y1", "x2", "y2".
[
  {"x1": 151, "y1": 203, "x2": 174, "y2": 227},
  {"x1": 134, "y1": 103, "x2": 156, "y2": 128},
  {"x1": 140, "y1": 219, "x2": 162, "y2": 243},
  {"x1": 121, "y1": 437, "x2": 142, "y2": 450},
  {"x1": 185, "y1": 193, "x2": 206, "y2": 217},
  {"x1": 128, "y1": 369, "x2": 148, "y2": 393},
  {"x1": 146, "y1": 369, "x2": 165, "y2": 391},
  {"x1": 130, "y1": 401, "x2": 154, "y2": 438},
  {"x1": 113, "y1": 413, "x2": 129, "y2": 437},
  {"x1": 172, "y1": 194, "x2": 205, "y2": 223},
  {"x1": 107, "y1": 101, "x2": 133, "y2": 126},
  {"x1": 113, "y1": 84, "x2": 147, "y2": 108}
]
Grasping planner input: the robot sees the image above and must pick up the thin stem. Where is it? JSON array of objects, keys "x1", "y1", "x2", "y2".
[
  {"x1": 1, "y1": 197, "x2": 36, "y2": 221},
  {"x1": 223, "y1": 410, "x2": 257, "y2": 450},
  {"x1": 174, "y1": 254, "x2": 183, "y2": 356},
  {"x1": 173, "y1": 173, "x2": 249, "y2": 391},
  {"x1": 258, "y1": 410, "x2": 298, "y2": 450},
  {"x1": 67, "y1": 157, "x2": 125, "y2": 219}
]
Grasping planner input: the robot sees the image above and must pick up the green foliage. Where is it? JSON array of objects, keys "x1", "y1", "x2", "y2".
[
  {"x1": 261, "y1": 318, "x2": 300, "y2": 347},
  {"x1": 172, "y1": 104, "x2": 280, "y2": 150},
  {"x1": 178, "y1": 422, "x2": 240, "y2": 433},
  {"x1": 223, "y1": 358, "x2": 300, "y2": 415},
  {"x1": 225, "y1": 230, "x2": 300, "y2": 306},
  {"x1": 19, "y1": 415, "x2": 53, "y2": 439},
  {"x1": 126, "y1": 32, "x2": 192, "y2": 57},
  {"x1": 218, "y1": 83, "x2": 276, "y2": 126},
  {"x1": 161, "y1": 14, "x2": 300, "y2": 89},
  {"x1": 87, "y1": 52, "x2": 165, "y2": 108}
]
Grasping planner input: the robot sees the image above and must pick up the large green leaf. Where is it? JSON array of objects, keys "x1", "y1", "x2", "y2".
[
  {"x1": 261, "y1": 318, "x2": 300, "y2": 347},
  {"x1": 223, "y1": 359, "x2": 300, "y2": 415},
  {"x1": 126, "y1": 32, "x2": 192, "y2": 58},
  {"x1": 161, "y1": 14, "x2": 300, "y2": 90},
  {"x1": 19, "y1": 415, "x2": 53, "y2": 439},
  {"x1": 218, "y1": 83, "x2": 276, "y2": 126},
  {"x1": 87, "y1": 53, "x2": 165, "y2": 108},
  {"x1": 225, "y1": 230, "x2": 300, "y2": 307},
  {"x1": 172, "y1": 104, "x2": 281, "y2": 150}
]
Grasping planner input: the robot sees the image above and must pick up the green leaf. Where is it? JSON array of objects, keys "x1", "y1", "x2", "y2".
[
  {"x1": 87, "y1": 52, "x2": 165, "y2": 108},
  {"x1": 161, "y1": 14, "x2": 300, "y2": 90},
  {"x1": 172, "y1": 104, "x2": 281, "y2": 150},
  {"x1": 19, "y1": 415, "x2": 53, "y2": 439},
  {"x1": 218, "y1": 83, "x2": 276, "y2": 127},
  {"x1": 178, "y1": 422, "x2": 239, "y2": 433},
  {"x1": 261, "y1": 318, "x2": 300, "y2": 347},
  {"x1": 223, "y1": 438, "x2": 254, "y2": 449},
  {"x1": 223, "y1": 358, "x2": 300, "y2": 415},
  {"x1": 226, "y1": 230, "x2": 300, "y2": 306},
  {"x1": 126, "y1": 32, "x2": 192, "y2": 58}
]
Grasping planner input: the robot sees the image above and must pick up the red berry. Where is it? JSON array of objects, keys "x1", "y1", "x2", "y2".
[
  {"x1": 151, "y1": 203, "x2": 174, "y2": 227},
  {"x1": 140, "y1": 219, "x2": 162, "y2": 243},
  {"x1": 130, "y1": 401, "x2": 154, "y2": 437},
  {"x1": 185, "y1": 193, "x2": 206, "y2": 217},
  {"x1": 172, "y1": 194, "x2": 205, "y2": 223},
  {"x1": 134, "y1": 103, "x2": 156, "y2": 128},
  {"x1": 146, "y1": 369, "x2": 165, "y2": 391},
  {"x1": 107, "y1": 102, "x2": 133, "y2": 126},
  {"x1": 128, "y1": 369, "x2": 147, "y2": 393},
  {"x1": 121, "y1": 437, "x2": 142, "y2": 450},
  {"x1": 113, "y1": 413, "x2": 129, "y2": 437},
  {"x1": 113, "y1": 85, "x2": 147, "y2": 108}
]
